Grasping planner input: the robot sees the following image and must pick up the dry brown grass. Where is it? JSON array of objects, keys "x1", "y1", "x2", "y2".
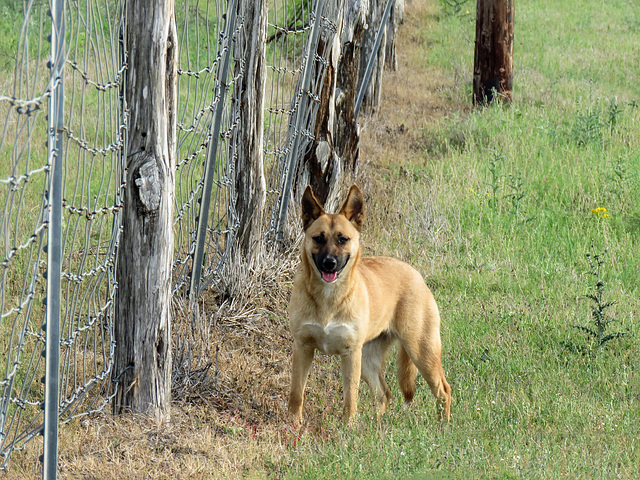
[
  {"x1": 359, "y1": 0, "x2": 469, "y2": 172},
  {"x1": 3, "y1": 2, "x2": 467, "y2": 479}
]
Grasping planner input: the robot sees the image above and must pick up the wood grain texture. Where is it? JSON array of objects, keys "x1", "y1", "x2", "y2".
[
  {"x1": 231, "y1": 0, "x2": 267, "y2": 258},
  {"x1": 473, "y1": 0, "x2": 514, "y2": 105},
  {"x1": 113, "y1": 0, "x2": 177, "y2": 422}
]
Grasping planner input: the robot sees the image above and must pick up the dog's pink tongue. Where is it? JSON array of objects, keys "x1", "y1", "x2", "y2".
[{"x1": 322, "y1": 271, "x2": 338, "y2": 283}]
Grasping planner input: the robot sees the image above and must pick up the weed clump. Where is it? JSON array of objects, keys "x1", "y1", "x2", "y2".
[
  {"x1": 568, "y1": 249, "x2": 628, "y2": 356},
  {"x1": 483, "y1": 149, "x2": 529, "y2": 217}
]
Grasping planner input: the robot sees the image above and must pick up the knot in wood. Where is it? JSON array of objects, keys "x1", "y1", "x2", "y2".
[{"x1": 134, "y1": 156, "x2": 162, "y2": 214}]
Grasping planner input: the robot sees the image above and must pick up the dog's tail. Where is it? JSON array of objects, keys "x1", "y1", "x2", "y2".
[{"x1": 398, "y1": 346, "x2": 418, "y2": 403}]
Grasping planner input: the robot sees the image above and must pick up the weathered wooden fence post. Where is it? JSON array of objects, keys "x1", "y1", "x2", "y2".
[
  {"x1": 294, "y1": 0, "x2": 404, "y2": 210},
  {"x1": 473, "y1": 0, "x2": 514, "y2": 105},
  {"x1": 113, "y1": 0, "x2": 177, "y2": 421},
  {"x1": 357, "y1": 0, "x2": 402, "y2": 115},
  {"x1": 230, "y1": 0, "x2": 267, "y2": 259},
  {"x1": 333, "y1": 5, "x2": 365, "y2": 182},
  {"x1": 295, "y1": 0, "x2": 345, "y2": 209}
]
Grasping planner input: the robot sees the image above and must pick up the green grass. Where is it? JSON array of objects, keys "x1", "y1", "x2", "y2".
[{"x1": 270, "y1": 0, "x2": 640, "y2": 478}]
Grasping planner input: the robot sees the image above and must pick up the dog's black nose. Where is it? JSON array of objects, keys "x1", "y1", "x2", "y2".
[{"x1": 322, "y1": 256, "x2": 337, "y2": 272}]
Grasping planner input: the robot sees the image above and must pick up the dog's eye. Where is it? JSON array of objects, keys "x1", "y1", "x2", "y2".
[
  {"x1": 336, "y1": 235, "x2": 350, "y2": 246},
  {"x1": 312, "y1": 234, "x2": 326, "y2": 245}
]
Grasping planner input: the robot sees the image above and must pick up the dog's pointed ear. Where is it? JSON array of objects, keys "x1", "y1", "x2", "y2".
[
  {"x1": 339, "y1": 185, "x2": 364, "y2": 231},
  {"x1": 301, "y1": 185, "x2": 325, "y2": 230}
]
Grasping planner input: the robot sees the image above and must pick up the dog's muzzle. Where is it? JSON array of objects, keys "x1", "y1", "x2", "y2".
[{"x1": 313, "y1": 254, "x2": 350, "y2": 283}]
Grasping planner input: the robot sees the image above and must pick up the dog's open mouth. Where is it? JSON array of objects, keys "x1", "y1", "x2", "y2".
[{"x1": 321, "y1": 271, "x2": 339, "y2": 283}]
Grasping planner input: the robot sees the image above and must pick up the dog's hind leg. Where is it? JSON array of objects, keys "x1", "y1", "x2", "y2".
[
  {"x1": 361, "y1": 334, "x2": 394, "y2": 417},
  {"x1": 404, "y1": 338, "x2": 451, "y2": 421},
  {"x1": 399, "y1": 329, "x2": 451, "y2": 420},
  {"x1": 397, "y1": 345, "x2": 418, "y2": 403},
  {"x1": 423, "y1": 362, "x2": 451, "y2": 421}
]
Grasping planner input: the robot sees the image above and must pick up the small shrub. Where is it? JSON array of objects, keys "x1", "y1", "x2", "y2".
[
  {"x1": 572, "y1": 105, "x2": 603, "y2": 147},
  {"x1": 483, "y1": 150, "x2": 528, "y2": 216}
]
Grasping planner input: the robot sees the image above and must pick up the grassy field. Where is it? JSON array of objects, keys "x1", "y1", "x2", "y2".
[
  {"x1": 5, "y1": 0, "x2": 639, "y2": 478},
  {"x1": 274, "y1": 1, "x2": 639, "y2": 478}
]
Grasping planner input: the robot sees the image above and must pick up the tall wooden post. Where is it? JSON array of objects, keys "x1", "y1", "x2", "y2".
[
  {"x1": 298, "y1": 0, "x2": 343, "y2": 208},
  {"x1": 294, "y1": 0, "x2": 371, "y2": 209},
  {"x1": 473, "y1": 0, "x2": 514, "y2": 105},
  {"x1": 357, "y1": 0, "x2": 401, "y2": 115},
  {"x1": 231, "y1": 0, "x2": 267, "y2": 258},
  {"x1": 113, "y1": 0, "x2": 177, "y2": 421}
]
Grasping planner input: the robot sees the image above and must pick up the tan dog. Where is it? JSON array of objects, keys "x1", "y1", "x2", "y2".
[{"x1": 288, "y1": 185, "x2": 451, "y2": 425}]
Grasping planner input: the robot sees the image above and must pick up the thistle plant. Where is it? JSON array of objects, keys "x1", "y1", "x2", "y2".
[
  {"x1": 607, "y1": 97, "x2": 622, "y2": 130},
  {"x1": 486, "y1": 149, "x2": 505, "y2": 210},
  {"x1": 484, "y1": 150, "x2": 529, "y2": 217},
  {"x1": 572, "y1": 103, "x2": 603, "y2": 147},
  {"x1": 572, "y1": 249, "x2": 627, "y2": 353},
  {"x1": 506, "y1": 174, "x2": 527, "y2": 216}
]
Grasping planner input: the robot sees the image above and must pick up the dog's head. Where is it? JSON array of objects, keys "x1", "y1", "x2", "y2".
[{"x1": 300, "y1": 185, "x2": 364, "y2": 284}]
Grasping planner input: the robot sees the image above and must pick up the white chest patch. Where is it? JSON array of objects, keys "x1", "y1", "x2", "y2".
[{"x1": 300, "y1": 321, "x2": 359, "y2": 355}]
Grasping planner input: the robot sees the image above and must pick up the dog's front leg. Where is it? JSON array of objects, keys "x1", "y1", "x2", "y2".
[
  {"x1": 288, "y1": 340, "x2": 314, "y2": 425},
  {"x1": 341, "y1": 345, "x2": 362, "y2": 424}
]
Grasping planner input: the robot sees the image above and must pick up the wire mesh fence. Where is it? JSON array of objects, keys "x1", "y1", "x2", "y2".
[
  {"x1": 0, "y1": 0, "x2": 397, "y2": 473},
  {"x1": 172, "y1": 0, "x2": 342, "y2": 299},
  {"x1": 267, "y1": 0, "x2": 339, "y2": 244},
  {"x1": 1, "y1": 0, "x2": 126, "y2": 469},
  {"x1": 169, "y1": 0, "x2": 343, "y2": 401},
  {"x1": 173, "y1": 0, "x2": 238, "y2": 298}
]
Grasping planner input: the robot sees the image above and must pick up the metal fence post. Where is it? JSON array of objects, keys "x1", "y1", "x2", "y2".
[
  {"x1": 43, "y1": 0, "x2": 65, "y2": 478},
  {"x1": 189, "y1": 0, "x2": 238, "y2": 301}
]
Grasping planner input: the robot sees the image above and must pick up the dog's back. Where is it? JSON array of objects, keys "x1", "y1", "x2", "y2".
[{"x1": 358, "y1": 256, "x2": 441, "y2": 332}]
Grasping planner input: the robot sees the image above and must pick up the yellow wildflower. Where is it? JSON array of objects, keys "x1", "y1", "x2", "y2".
[
  {"x1": 602, "y1": 213, "x2": 610, "y2": 218},
  {"x1": 591, "y1": 207, "x2": 607, "y2": 214}
]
